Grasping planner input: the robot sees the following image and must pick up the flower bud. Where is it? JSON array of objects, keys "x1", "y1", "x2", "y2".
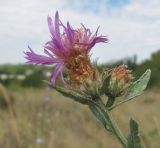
[{"x1": 108, "y1": 65, "x2": 133, "y2": 97}]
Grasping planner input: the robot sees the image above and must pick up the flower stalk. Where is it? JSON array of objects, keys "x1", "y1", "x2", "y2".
[
  {"x1": 89, "y1": 98, "x2": 127, "y2": 147},
  {"x1": 106, "y1": 110, "x2": 127, "y2": 147}
]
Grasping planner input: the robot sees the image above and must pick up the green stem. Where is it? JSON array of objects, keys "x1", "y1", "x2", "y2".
[
  {"x1": 106, "y1": 97, "x2": 115, "y2": 107},
  {"x1": 90, "y1": 100, "x2": 127, "y2": 147},
  {"x1": 106, "y1": 109, "x2": 127, "y2": 147}
]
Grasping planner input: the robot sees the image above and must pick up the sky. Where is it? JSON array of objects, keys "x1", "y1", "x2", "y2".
[{"x1": 0, "y1": 0, "x2": 160, "y2": 64}]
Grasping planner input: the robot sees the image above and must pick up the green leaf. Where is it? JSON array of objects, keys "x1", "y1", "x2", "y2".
[
  {"x1": 127, "y1": 119, "x2": 145, "y2": 148},
  {"x1": 89, "y1": 103, "x2": 112, "y2": 131},
  {"x1": 43, "y1": 80, "x2": 92, "y2": 105},
  {"x1": 124, "y1": 69, "x2": 151, "y2": 101},
  {"x1": 55, "y1": 86, "x2": 93, "y2": 105}
]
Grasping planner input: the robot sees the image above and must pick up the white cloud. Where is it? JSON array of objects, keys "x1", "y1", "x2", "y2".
[
  {"x1": 0, "y1": 0, "x2": 160, "y2": 64},
  {"x1": 0, "y1": 0, "x2": 67, "y2": 64}
]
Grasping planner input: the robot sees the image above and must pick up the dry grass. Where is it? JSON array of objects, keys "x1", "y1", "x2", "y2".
[{"x1": 0, "y1": 86, "x2": 160, "y2": 148}]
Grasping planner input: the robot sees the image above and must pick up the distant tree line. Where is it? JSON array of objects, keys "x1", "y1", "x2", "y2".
[
  {"x1": 0, "y1": 65, "x2": 52, "y2": 88},
  {"x1": 0, "y1": 50, "x2": 160, "y2": 88}
]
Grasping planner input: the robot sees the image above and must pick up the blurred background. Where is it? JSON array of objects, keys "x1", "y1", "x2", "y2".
[{"x1": 0, "y1": 0, "x2": 160, "y2": 147}]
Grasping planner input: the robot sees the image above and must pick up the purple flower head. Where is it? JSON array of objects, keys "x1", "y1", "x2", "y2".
[{"x1": 24, "y1": 11, "x2": 108, "y2": 86}]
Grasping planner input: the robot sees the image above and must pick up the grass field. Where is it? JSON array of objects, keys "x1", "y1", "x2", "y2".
[{"x1": 0, "y1": 87, "x2": 160, "y2": 148}]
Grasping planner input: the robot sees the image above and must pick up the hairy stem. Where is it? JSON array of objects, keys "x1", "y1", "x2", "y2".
[
  {"x1": 106, "y1": 109, "x2": 127, "y2": 147},
  {"x1": 89, "y1": 99, "x2": 127, "y2": 147}
]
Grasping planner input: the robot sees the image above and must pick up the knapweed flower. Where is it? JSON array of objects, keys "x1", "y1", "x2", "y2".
[
  {"x1": 108, "y1": 65, "x2": 133, "y2": 97},
  {"x1": 24, "y1": 11, "x2": 107, "y2": 86}
]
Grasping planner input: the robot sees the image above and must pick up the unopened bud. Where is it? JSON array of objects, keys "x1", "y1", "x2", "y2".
[{"x1": 108, "y1": 65, "x2": 133, "y2": 97}]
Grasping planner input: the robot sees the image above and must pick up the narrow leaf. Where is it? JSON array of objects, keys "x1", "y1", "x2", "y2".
[
  {"x1": 127, "y1": 119, "x2": 145, "y2": 148},
  {"x1": 43, "y1": 80, "x2": 92, "y2": 105},
  {"x1": 89, "y1": 104, "x2": 112, "y2": 131},
  {"x1": 124, "y1": 69, "x2": 151, "y2": 101},
  {"x1": 55, "y1": 86, "x2": 92, "y2": 105}
]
